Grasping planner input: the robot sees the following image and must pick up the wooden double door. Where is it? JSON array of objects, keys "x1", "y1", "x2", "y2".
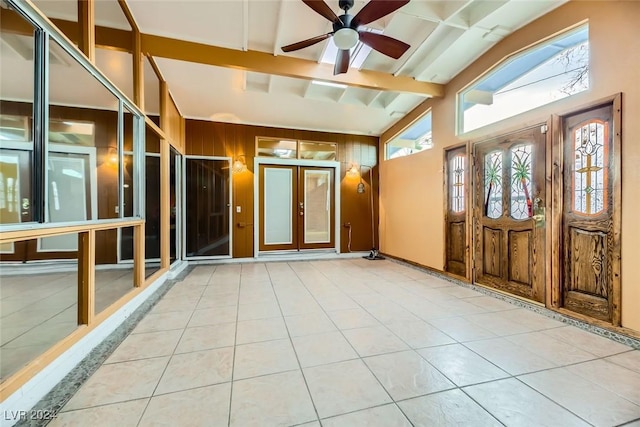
[
  {"x1": 446, "y1": 98, "x2": 620, "y2": 323},
  {"x1": 258, "y1": 164, "x2": 335, "y2": 252}
]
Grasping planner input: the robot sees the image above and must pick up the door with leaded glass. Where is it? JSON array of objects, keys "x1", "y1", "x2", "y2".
[
  {"x1": 559, "y1": 100, "x2": 620, "y2": 323},
  {"x1": 445, "y1": 144, "x2": 469, "y2": 278},
  {"x1": 473, "y1": 126, "x2": 546, "y2": 303}
]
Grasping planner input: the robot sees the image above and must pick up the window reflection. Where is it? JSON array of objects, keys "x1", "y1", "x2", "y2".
[
  {"x1": 48, "y1": 37, "x2": 120, "y2": 223},
  {"x1": 0, "y1": 4, "x2": 36, "y2": 227}
]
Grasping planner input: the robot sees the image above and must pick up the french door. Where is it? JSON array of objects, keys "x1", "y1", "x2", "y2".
[
  {"x1": 258, "y1": 164, "x2": 334, "y2": 252},
  {"x1": 473, "y1": 126, "x2": 546, "y2": 303}
]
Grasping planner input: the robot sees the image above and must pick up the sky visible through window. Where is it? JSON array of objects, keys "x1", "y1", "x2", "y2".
[{"x1": 460, "y1": 25, "x2": 589, "y2": 133}]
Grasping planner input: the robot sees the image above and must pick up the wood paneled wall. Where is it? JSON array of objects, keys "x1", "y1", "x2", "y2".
[{"x1": 185, "y1": 120, "x2": 379, "y2": 258}]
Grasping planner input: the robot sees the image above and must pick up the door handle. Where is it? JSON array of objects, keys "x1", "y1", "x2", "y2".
[{"x1": 532, "y1": 198, "x2": 545, "y2": 227}]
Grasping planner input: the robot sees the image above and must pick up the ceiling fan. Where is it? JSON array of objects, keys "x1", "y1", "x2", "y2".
[{"x1": 281, "y1": 0, "x2": 411, "y2": 75}]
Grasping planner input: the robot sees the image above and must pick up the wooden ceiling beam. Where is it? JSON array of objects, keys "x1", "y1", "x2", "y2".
[
  {"x1": 78, "y1": 0, "x2": 95, "y2": 62},
  {"x1": 141, "y1": 34, "x2": 444, "y2": 97},
  {"x1": 0, "y1": 9, "x2": 443, "y2": 97}
]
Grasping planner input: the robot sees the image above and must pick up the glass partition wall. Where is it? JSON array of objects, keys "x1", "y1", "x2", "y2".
[{"x1": 0, "y1": 0, "x2": 148, "y2": 385}]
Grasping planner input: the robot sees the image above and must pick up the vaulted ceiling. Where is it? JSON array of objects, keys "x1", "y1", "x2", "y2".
[{"x1": 30, "y1": 0, "x2": 568, "y2": 136}]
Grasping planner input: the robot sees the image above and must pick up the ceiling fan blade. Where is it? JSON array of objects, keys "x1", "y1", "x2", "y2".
[
  {"x1": 302, "y1": 0, "x2": 339, "y2": 23},
  {"x1": 358, "y1": 31, "x2": 409, "y2": 59},
  {"x1": 334, "y1": 49, "x2": 350, "y2": 75},
  {"x1": 282, "y1": 33, "x2": 332, "y2": 52},
  {"x1": 352, "y1": 0, "x2": 410, "y2": 27}
]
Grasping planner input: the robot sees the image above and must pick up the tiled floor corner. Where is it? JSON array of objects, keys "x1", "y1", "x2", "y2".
[{"x1": 47, "y1": 259, "x2": 640, "y2": 426}]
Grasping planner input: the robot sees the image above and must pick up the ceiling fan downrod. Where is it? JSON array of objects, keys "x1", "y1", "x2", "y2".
[{"x1": 338, "y1": 0, "x2": 354, "y2": 13}]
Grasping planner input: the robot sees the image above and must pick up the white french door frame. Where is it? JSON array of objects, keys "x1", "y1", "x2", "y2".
[{"x1": 253, "y1": 157, "x2": 341, "y2": 258}]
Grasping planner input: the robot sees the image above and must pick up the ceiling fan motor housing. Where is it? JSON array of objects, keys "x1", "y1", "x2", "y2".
[{"x1": 333, "y1": 13, "x2": 355, "y2": 31}]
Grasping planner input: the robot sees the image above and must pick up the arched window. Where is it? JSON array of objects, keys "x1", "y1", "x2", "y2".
[{"x1": 458, "y1": 24, "x2": 589, "y2": 134}]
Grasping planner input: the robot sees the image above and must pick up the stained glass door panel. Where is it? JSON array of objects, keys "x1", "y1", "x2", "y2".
[
  {"x1": 561, "y1": 103, "x2": 618, "y2": 323},
  {"x1": 445, "y1": 145, "x2": 469, "y2": 278},
  {"x1": 473, "y1": 126, "x2": 546, "y2": 303}
]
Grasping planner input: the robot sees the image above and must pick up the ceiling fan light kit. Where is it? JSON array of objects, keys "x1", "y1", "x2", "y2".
[{"x1": 281, "y1": 0, "x2": 411, "y2": 75}]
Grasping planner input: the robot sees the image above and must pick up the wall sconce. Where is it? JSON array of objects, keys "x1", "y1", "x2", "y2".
[
  {"x1": 107, "y1": 147, "x2": 118, "y2": 168},
  {"x1": 232, "y1": 155, "x2": 248, "y2": 173},
  {"x1": 346, "y1": 163, "x2": 360, "y2": 178}
]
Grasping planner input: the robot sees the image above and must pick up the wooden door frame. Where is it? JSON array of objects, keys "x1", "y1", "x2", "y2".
[
  {"x1": 253, "y1": 157, "x2": 341, "y2": 258},
  {"x1": 443, "y1": 142, "x2": 472, "y2": 281},
  {"x1": 551, "y1": 93, "x2": 622, "y2": 325},
  {"x1": 470, "y1": 122, "x2": 550, "y2": 305}
]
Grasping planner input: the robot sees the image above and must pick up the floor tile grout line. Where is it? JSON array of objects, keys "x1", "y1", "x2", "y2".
[
  {"x1": 291, "y1": 261, "x2": 430, "y2": 425},
  {"x1": 616, "y1": 416, "x2": 640, "y2": 427},
  {"x1": 225, "y1": 265, "x2": 243, "y2": 427},
  {"x1": 135, "y1": 273, "x2": 206, "y2": 427},
  {"x1": 303, "y1": 260, "x2": 592, "y2": 426},
  {"x1": 315, "y1": 400, "x2": 416, "y2": 426},
  {"x1": 456, "y1": 386, "x2": 508, "y2": 427},
  {"x1": 264, "y1": 262, "x2": 323, "y2": 425},
  {"x1": 509, "y1": 376, "x2": 598, "y2": 426},
  {"x1": 385, "y1": 256, "x2": 640, "y2": 349}
]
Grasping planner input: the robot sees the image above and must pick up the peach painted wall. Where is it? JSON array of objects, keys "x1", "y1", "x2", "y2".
[{"x1": 379, "y1": 1, "x2": 640, "y2": 331}]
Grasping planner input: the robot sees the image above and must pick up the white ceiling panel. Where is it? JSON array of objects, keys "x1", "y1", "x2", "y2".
[
  {"x1": 154, "y1": 57, "x2": 401, "y2": 135},
  {"x1": 21, "y1": 0, "x2": 570, "y2": 136},
  {"x1": 127, "y1": 1, "x2": 244, "y2": 49},
  {"x1": 248, "y1": 0, "x2": 280, "y2": 52}
]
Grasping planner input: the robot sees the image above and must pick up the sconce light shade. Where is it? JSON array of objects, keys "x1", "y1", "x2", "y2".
[
  {"x1": 347, "y1": 163, "x2": 360, "y2": 178},
  {"x1": 232, "y1": 156, "x2": 248, "y2": 173}
]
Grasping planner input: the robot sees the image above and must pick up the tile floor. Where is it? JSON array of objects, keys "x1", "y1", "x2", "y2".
[{"x1": 48, "y1": 259, "x2": 640, "y2": 427}]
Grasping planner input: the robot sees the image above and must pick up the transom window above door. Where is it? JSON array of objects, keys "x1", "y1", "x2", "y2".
[
  {"x1": 458, "y1": 24, "x2": 589, "y2": 134},
  {"x1": 256, "y1": 137, "x2": 337, "y2": 161}
]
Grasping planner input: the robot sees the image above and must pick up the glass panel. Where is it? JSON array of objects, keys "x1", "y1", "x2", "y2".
[
  {"x1": 304, "y1": 169, "x2": 331, "y2": 244},
  {"x1": 145, "y1": 156, "x2": 161, "y2": 275},
  {"x1": 0, "y1": 234, "x2": 79, "y2": 381},
  {"x1": 0, "y1": 149, "x2": 32, "y2": 228},
  {"x1": 121, "y1": 154, "x2": 161, "y2": 270},
  {"x1": 574, "y1": 120, "x2": 607, "y2": 215},
  {"x1": 484, "y1": 151, "x2": 503, "y2": 219},
  {"x1": 459, "y1": 25, "x2": 589, "y2": 133},
  {"x1": 264, "y1": 167, "x2": 292, "y2": 245},
  {"x1": 31, "y1": 0, "x2": 78, "y2": 45},
  {"x1": 122, "y1": 107, "x2": 135, "y2": 219},
  {"x1": 96, "y1": 226, "x2": 134, "y2": 315},
  {"x1": 48, "y1": 38, "x2": 121, "y2": 222},
  {"x1": 257, "y1": 138, "x2": 297, "y2": 158},
  {"x1": 44, "y1": 153, "x2": 90, "y2": 232},
  {"x1": 96, "y1": 49, "x2": 134, "y2": 102},
  {"x1": 144, "y1": 56, "x2": 160, "y2": 122},
  {"x1": 450, "y1": 155, "x2": 465, "y2": 213},
  {"x1": 386, "y1": 111, "x2": 432, "y2": 160},
  {"x1": 185, "y1": 158, "x2": 230, "y2": 257},
  {"x1": 299, "y1": 141, "x2": 337, "y2": 160},
  {"x1": 170, "y1": 148, "x2": 179, "y2": 263},
  {"x1": 95, "y1": 0, "x2": 132, "y2": 97},
  {"x1": 510, "y1": 144, "x2": 533, "y2": 219},
  {"x1": 0, "y1": 4, "x2": 35, "y2": 226}
]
